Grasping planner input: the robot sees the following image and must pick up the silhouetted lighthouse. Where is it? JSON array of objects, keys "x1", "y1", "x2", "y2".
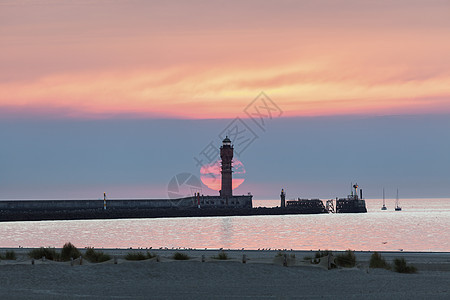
[
  {"x1": 280, "y1": 189, "x2": 286, "y2": 208},
  {"x1": 220, "y1": 136, "x2": 233, "y2": 198}
]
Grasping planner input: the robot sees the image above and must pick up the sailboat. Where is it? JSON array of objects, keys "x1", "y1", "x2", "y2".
[
  {"x1": 381, "y1": 188, "x2": 387, "y2": 210},
  {"x1": 395, "y1": 188, "x2": 402, "y2": 211}
]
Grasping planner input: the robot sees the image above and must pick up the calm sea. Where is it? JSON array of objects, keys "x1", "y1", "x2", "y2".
[{"x1": 0, "y1": 198, "x2": 449, "y2": 252}]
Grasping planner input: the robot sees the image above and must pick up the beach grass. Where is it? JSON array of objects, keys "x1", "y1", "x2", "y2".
[
  {"x1": 0, "y1": 250, "x2": 17, "y2": 260},
  {"x1": 84, "y1": 247, "x2": 111, "y2": 263},
  {"x1": 369, "y1": 252, "x2": 391, "y2": 269},
  {"x1": 315, "y1": 250, "x2": 332, "y2": 258},
  {"x1": 336, "y1": 250, "x2": 356, "y2": 268},
  {"x1": 212, "y1": 251, "x2": 228, "y2": 260},
  {"x1": 60, "y1": 242, "x2": 82, "y2": 261},
  {"x1": 276, "y1": 252, "x2": 295, "y2": 258},
  {"x1": 27, "y1": 243, "x2": 81, "y2": 261},
  {"x1": 125, "y1": 251, "x2": 155, "y2": 261},
  {"x1": 28, "y1": 247, "x2": 60, "y2": 261},
  {"x1": 394, "y1": 258, "x2": 417, "y2": 273},
  {"x1": 172, "y1": 252, "x2": 189, "y2": 260}
]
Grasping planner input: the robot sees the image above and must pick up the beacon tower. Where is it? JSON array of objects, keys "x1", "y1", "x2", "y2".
[
  {"x1": 280, "y1": 189, "x2": 286, "y2": 208},
  {"x1": 220, "y1": 136, "x2": 233, "y2": 198}
]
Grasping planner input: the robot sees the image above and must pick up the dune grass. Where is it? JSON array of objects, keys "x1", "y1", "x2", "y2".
[
  {"x1": 125, "y1": 251, "x2": 155, "y2": 261},
  {"x1": 335, "y1": 250, "x2": 356, "y2": 268},
  {"x1": 28, "y1": 247, "x2": 60, "y2": 261},
  {"x1": 369, "y1": 252, "x2": 391, "y2": 269},
  {"x1": 394, "y1": 258, "x2": 417, "y2": 273},
  {"x1": 28, "y1": 242, "x2": 80, "y2": 261},
  {"x1": 0, "y1": 250, "x2": 17, "y2": 260},
  {"x1": 213, "y1": 251, "x2": 228, "y2": 260},
  {"x1": 172, "y1": 252, "x2": 189, "y2": 260},
  {"x1": 84, "y1": 247, "x2": 111, "y2": 263},
  {"x1": 315, "y1": 250, "x2": 332, "y2": 258},
  {"x1": 60, "y1": 242, "x2": 82, "y2": 261}
]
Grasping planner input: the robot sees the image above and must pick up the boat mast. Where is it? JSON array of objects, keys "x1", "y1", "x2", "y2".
[
  {"x1": 383, "y1": 188, "x2": 385, "y2": 206},
  {"x1": 396, "y1": 188, "x2": 399, "y2": 208}
]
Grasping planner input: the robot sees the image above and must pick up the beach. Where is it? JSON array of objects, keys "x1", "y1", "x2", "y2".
[{"x1": 0, "y1": 248, "x2": 449, "y2": 299}]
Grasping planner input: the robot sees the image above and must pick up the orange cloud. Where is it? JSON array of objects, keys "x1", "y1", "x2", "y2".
[
  {"x1": 1, "y1": 1, "x2": 449, "y2": 119},
  {"x1": 1, "y1": 58, "x2": 449, "y2": 119}
]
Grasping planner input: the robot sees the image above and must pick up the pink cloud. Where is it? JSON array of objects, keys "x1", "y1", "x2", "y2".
[{"x1": 1, "y1": 1, "x2": 449, "y2": 119}]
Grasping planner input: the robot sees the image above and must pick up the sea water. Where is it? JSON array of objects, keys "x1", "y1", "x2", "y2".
[{"x1": 0, "y1": 198, "x2": 449, "y2": 251}]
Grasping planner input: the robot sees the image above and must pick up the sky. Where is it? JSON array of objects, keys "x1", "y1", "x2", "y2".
[{"x1": 1, "y1": 0, "x2": 449, "y2": 200}]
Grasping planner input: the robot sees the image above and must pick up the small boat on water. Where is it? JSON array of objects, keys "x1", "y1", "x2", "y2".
[
  {"x1": 381, "y1": 188, "x2": 387, "y2": 210},
  {"x1": 395, "y1": 188, "x2": 402, "y2": 211}
]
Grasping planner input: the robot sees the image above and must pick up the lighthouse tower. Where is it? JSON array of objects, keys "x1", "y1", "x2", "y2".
[{"x1": 220, "y1": 136, "x2": 233, "y2": 198}]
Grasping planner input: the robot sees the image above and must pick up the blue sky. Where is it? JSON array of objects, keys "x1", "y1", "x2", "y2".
[{"x1": 1, "y1": 114, "x2": 449, "y2": 200}]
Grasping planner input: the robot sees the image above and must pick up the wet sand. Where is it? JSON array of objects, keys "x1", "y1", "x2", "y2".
[{"x1": 0, "y1": 249, "x2": 449, "y2": 299}]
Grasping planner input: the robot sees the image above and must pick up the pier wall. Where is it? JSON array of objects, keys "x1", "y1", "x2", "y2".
[{"x1": 0, "y1": 195, "x2": 253, "y2": 211}]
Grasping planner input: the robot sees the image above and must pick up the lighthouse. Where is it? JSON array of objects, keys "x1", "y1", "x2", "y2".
[{"x1": 220, "y1": 136, "x2": 233, "y2": 198}]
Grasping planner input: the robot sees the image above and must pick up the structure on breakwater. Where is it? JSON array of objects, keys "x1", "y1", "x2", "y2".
[
  {"x1": 335, "y1": 183, "x2": 367, "y2": 213},
  {"x1": 281, "y1": 183, "x2": 367, "y2": 214},
  {"x1": 0, "y1": 137, "x2": 366, "y2": 222}
]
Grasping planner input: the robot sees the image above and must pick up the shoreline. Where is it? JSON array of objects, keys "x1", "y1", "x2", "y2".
[
  {"x1": 2, "y1": 248, "x2": 450, "y2": 270},
  {"x1": 1, "y1": 248, "x2": 449, "y2": 299}
]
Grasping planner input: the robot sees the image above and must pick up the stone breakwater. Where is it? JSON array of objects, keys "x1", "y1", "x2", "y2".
[
  {"x1": 0, "y1": 206, "x2": 328, "y2": 222},
  {"x1": 0, "y1": 195, "x2": 334, "y2": 222},
  {"x1": 0, "y1": 196, "x2": 253, "y2": 211}
]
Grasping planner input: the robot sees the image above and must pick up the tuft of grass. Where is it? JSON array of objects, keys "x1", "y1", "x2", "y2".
[
  {"x1": 394, "y1": 258, "x2": 417, "y2": 273},
  {"x1": 335, "y1": 249, "x2": 356, "y2": 268},
  {"x1": 84, "y1": 247, "x2": 111, "y2": 263},
  {"x1": 125, "y1": 251, "x2": 155, "y2": 261},
  {"x1": 213, "y1": 251, "x2": 228, "y2": 260},
  {"x1": 28, "y1": 247, "x2": 60, "y2": 261},
  {"x1": 172, "y1": 252, "x2": 189, "y2": 260},
  {"x1": 369, "y1": 252, "x2": 391, "y2": 269},
  {"x1": 125, "y1": 252, "x2": 146, "y2": 260},
  {"x1": 0, "y1": 250, "x2": 17, "y2": 260},
  {"x1": 61, "y1": 242, "x2": 82, "y2": 261},
  {"x1": 5, "y1": 250, "x2": 16, "y2": 260},
  {"x1": 315, "y1": 250, "x2": 332, "y2": 258}
]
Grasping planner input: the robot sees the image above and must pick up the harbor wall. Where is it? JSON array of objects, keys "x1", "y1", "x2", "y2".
[{"x1": 0, "y1": 195, "x2": 253, "y2": 211}]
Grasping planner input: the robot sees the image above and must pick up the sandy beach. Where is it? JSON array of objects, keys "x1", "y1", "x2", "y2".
[{"x1": 0, "y1": 248, "x2": 449, "y2": 299}]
